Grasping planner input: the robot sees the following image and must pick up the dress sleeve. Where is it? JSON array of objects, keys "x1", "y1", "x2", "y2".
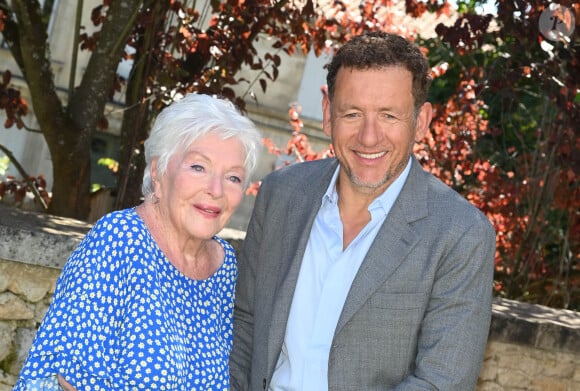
[
  {"x1": 15, "y1": 218, "x2": 127, "y2": 391},
  {"x1": 220, "y1": 241, "x2": 238, "y2": 353}
]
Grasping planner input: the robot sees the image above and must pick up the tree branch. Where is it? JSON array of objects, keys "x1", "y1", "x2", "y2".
[
  {"x1": 11, "y1": 0, "x2": 65, "y2": 134},
  {"x1": 0, "y1": 0, "x2": 25, "y2": 69},
  {"x1": 68, "y1": 0, "x2": 83, "y2": 98},
  {"x1": 0, "y1": 143, "x2": 48, "y2": 210},
  {"x1": 68, "y1": 0, "x2": 144, "y2": 132}
]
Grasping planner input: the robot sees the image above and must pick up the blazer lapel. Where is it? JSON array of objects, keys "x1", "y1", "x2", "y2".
[
  {"x1": 266, "y1": 159, "x2": 339, "y2": 374},
  {"x1": 335, "y1": 158, "x2": 429, "y2": 334}
]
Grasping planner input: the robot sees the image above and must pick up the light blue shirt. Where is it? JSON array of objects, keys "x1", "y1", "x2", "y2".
[{"x1": 269, "y1": 159, "x2": 412, "y2": 391}]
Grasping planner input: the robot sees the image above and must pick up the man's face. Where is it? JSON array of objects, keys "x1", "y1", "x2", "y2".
[{"x1": 323, "y1": 66, "x2": 431, "y2": 197}]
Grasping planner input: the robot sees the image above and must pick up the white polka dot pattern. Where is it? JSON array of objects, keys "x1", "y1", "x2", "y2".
[{"x1": 14, "y1": 208, "x2": 237, "y2": 390}]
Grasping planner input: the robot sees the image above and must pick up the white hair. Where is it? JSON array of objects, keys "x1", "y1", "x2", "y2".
[{"x1": 142, "y1": 93, "x2": 261, "y2": 196}]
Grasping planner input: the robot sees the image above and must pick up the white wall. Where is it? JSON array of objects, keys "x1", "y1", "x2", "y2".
[
  {"x1": 296, "y1": 49, "x2": 332, "y2": 121},
  {"x1": 0, "y1": 113, "x2": 53, "y2": 188}
]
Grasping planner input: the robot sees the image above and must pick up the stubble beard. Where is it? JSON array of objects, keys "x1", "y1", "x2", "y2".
[{"x1": 344, "y1": 154, "x2": 411, "y2": 195}]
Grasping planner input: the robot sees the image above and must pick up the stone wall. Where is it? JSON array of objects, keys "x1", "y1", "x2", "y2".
[
  {"x1": 481, "y1": 300, "x2": 580, "y2": 390},
  {"x1": 1, "y1": 205, "x2": 579, "y2": 390}
]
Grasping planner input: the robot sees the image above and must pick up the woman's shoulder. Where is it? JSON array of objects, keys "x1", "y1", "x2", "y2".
[
  {"x1": 212, "y1": 235, "x2": 238, "y2": 274},
  {"x1": 86, "y1": 208, "x2": 144, "y2": 238},
  {"x1": 92, "y1": 207, "x2": 139, "y2": 228},
  {"x1": 69, "y1": 207, "x2": 152, "y2": 272},
  {"x1": 213, "y1": 236, "x2": 236, "y2": 260}
]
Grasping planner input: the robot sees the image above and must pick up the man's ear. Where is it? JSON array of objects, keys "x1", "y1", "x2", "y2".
[
  {"x1": 322, "y1": 93, "x2": 332, "y2": 138},
  {"x1": 414, "y1": 102, "x2": 433, "y2": 142}
]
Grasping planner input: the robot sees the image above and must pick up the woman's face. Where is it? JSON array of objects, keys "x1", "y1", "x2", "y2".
[{"x1": 153, "y1": 133, "x2": 247, "y2": 241}]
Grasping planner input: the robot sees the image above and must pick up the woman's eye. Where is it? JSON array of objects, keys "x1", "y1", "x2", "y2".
[
  {"x1": 228, "y1": 175, "x2": 242, "y2": 184},
  {"x1": 190, "y1": 164, "x2": 204, "y2": 172}
]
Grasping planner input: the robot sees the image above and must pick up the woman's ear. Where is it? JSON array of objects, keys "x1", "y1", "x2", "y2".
[
  {"x1": 150, "y1": 158, "x2": 160, "y2": 191},
  {"x1": 150, "y1": 158, "x2": 158, "y2": 180}
]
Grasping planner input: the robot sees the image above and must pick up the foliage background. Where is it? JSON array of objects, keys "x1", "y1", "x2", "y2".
[{"x1": 0, "y1": 0, "x2": 578, "y2": 310}]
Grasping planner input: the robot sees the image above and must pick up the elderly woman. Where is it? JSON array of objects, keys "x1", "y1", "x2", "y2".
[{"x1": 14, "y1": 93, "x2": 262, "y2": 390}]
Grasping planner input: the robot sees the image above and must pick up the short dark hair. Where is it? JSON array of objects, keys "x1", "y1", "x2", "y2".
[{"x1": 326, "y1": 32, "x2": 432, "y2": 112}]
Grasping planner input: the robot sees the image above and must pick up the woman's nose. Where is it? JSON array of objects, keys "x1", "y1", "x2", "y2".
[{"x1": 207, "y1": 175, "x2": 224, "y2": 197}]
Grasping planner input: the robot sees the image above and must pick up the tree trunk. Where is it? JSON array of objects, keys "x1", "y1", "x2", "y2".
[
  {"x1": 6, "y1": 0, "x2": 90, "y2": 219},
  {"x1": 114, "y1": 100, "x2": 149, "y2": 210},
  {"x1": 48, "y1": 134, "x2": 92, "y2": 218},
  {"x1": 5, "y1": 0, "x2": 144, "y2": 220}
]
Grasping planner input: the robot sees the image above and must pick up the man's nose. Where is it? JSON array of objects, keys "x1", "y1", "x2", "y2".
[{"x1": 358, "y1": 116, "x2": 382, "y2": 146}]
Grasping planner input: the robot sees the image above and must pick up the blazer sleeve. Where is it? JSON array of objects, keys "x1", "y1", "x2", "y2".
[
  {"x1": 229, "y1": 180, "x2": 268, "y2": 391},
  {"x1": 393, "y1": 215, "x2": 496, "y2": 390}
]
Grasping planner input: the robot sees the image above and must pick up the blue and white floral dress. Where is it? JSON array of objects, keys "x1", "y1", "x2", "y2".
[{"x1": 14, "y1": 208, "x2": 237, "y2": 390}]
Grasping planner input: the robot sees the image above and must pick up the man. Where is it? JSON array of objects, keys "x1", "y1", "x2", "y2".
[{"x1": 230, "y1": 32, "x2": 496, "y2": 391}]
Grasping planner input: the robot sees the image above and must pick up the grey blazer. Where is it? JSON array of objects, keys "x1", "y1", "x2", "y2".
[{"x1": 230, "y1": 157, "x2": 496, "y2": 391}]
